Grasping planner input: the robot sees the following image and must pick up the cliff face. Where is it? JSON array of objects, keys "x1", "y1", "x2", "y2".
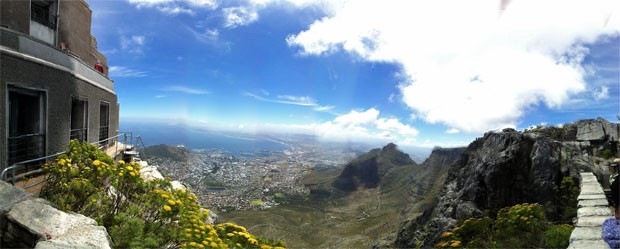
[
  {"x1": 332, "y1": 143, "x2": 416, "y2": 191},
  {"x1": 395, "y1": 119, "x2": 620, "y2": 248}
]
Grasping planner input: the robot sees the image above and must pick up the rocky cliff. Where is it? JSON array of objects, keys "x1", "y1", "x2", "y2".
[
  {"x1": 394, "y1": 118, "x2": 620, "y2": 248},
  {"x1": 332, "y1": 143, "x2": 416, "y2": 191}
]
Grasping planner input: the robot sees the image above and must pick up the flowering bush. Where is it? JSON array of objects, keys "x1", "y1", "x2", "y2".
[
  {"x1": 41, "y1": 140, "x2": 285, "y2": 248},
  {"x1": 436, "y1": 203, "x2": 573, "y2": 248}
]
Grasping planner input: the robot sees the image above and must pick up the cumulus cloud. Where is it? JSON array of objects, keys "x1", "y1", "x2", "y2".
[
  {"x1": 242, "y1": 108, "x2": 419, "y2": 145},
  {"x1": 284, "y1": 0, "x2": 620, "y2": 133},
  {"x1": 223, "y1": 6, "x2": 259, "y2": 28}
]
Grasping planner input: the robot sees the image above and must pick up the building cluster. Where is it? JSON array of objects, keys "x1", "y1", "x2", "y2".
[{"x1": 151, "y1": 142, "x2": 360, "y2": 212}]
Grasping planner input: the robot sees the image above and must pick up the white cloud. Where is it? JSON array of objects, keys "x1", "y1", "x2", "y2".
[
  {"x1": 593, "y1": 86, "x2": 609, "y2": 101},
  {"x1": 108, "y1": 66, "x2": 147, "y2": 77},
  {"x1": 163, "y1": 86, "x2": 210, "y2": 94},
  {"x1": 120, "y1": 35, "x2": 146, "y2": 54},
  {"x1": 241, "y1": 108, "x2": 419, "y2": 145},
  {"x1": 446, "y1": 128, "x2": 460, "y2": 134},
  {"x1": 223, "y1": 6, "x2": 259, "y2": 28},
  {"x1": 187, "y1": 27, "x2": 219, "y2": 43},
  {"x1": 284, "y1": 0, "x2": 620, "y2": 133},
  {"x1": 155, "y1": 95, "x2": 167, "y2": 98},
  {"x1": 128, "y1": 0, "x2": 216, "y2": 15},
  {"x1": 243, "y1": 92, "x2": 336, "y2": 113}
]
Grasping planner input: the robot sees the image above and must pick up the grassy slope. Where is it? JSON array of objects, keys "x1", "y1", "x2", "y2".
[{"x1": 220, "y1": 162, "x2": 448, "y2": 248}]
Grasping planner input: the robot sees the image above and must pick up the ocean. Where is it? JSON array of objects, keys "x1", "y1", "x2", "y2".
[{"x1": 119, "y1": 122, "x2": 291, "y2": 156}]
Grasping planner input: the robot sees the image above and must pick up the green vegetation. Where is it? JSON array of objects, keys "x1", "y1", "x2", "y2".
[
  {"x1": 41, "y1": 140, "x2": 285, "y2": 249},
  {"x1": 436, "y1": 203, "x2": 573, "y2": 248},
  {"x1": 599, "y1": 148, "x2": 613, "y2": 159}
]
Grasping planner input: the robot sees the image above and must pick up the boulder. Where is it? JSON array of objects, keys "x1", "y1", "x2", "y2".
[
  {"x1": 576, "y1": 120, "x2": 606, "y2": 141},
  {"x1": 5, "y1": 199, "x2": 111, "y2": 249},
  {"x1": 140, "y1": 165, "x2": 164, "y2": 181}
]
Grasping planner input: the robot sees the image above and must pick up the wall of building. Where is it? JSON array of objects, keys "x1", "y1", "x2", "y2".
[
  {"x1": 0, "y1": 52, "x2": 119, "y2": 170},
  {"x1": 0, "y1": 0, "x2": 30, "y2": 34},
  {"x1": 57, "y1": 0, "x2": 98, "y2": 69}
]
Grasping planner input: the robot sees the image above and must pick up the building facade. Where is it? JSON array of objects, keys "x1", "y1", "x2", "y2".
[{"x1": 0, "y1": 0, "x2": 119, "y2": 171}]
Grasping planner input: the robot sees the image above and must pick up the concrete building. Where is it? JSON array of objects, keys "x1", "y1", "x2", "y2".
[{"x1": 0, "y1": 0, "x2": 119, "y2": 171}]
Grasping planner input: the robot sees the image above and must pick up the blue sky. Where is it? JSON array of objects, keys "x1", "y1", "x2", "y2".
[{"x1": 87, "y1": 0, "x2": 619, "y2": 148}]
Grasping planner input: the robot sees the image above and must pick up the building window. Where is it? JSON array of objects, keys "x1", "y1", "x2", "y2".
[
  {"x1": 99, "y1": 102, "x2": 110, "y2": 146},
  {"x1": 31, "y1": 0, "x2": 57, "y2": 29},
  {"x1": 7, "y1": 87, "x2": 47, "y2": 166},
  {"x1": 70, "y1": 98, "x2": 88, "y2": 142}
]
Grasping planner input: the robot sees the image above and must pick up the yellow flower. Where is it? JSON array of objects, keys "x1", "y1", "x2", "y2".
[
  {"x1": 118, "y1": 160, "x2": 125, "y2": 164},
  {"x1": 126, "y1": 166, "x2": 134, "y2": 171},
  {"x1": 161, "y1": 194, "x2": 169, "y2": 199},
  {"x1": 441, "y1": 232, "x2": 453, "y2": 238},
  {"x1": 226, "y1": 233, "x2": 234, "y2": 237},
  {"x1": 168, "y1": 200, "x2": 176, "y2": 206},
  {"x1": 189, "y1": 242, "x2": 197, "y2": 247},
  {"x1": 197, "y1": 244, "x2": 204, "y2": 248},
  {"x1": 236, "y1": 243, "x2": 242, "y2": 248},
  {"x1": 130, "y1": 172, "x2": 136, "y2": 177},
  {"x1": 93, "y1": 160, "x2": 101, "y2": 166},
  {"x1": 119, "y1": 173, "x2": 124, "y2": 177},
  {"x1": 210, "y1": 242, "x2": 218, "y2": 248},
  {"x1": 164, "y1": 205, "x2": 172, "y2": 211},
  {"x1": 59, "y1": 159, "x2": 66, "y2": 165},
  {"x1": 450, "y1": 241, "x2": 461, "y2": 247},
  {"x1": 261, "y1": 245, "x2": 273, "y2": 249}
]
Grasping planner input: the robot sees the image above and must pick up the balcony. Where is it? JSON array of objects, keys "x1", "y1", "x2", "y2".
[{"x1": 0, "y1": 27, "x2": 114, "y2": 92}]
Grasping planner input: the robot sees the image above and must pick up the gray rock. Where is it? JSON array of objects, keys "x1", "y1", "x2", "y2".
[
  {"x1": 34, "y1": 226, "x2": 111, "y2": 249},
  {"x1": 577, "y1": 207, "x2": 612, "y2": 217},
  {"x1": 569, "y1": 226, "x2": 603, "y2": 242},
  {"x1": 578, "y1": 199, "x2": 609, "y2": 208},
  {"x1": 576, "y1": 216, "x2": 611, "y2": 227},
  {"x1": 604, "y1": 122, "x2": 619, "y2": 142},
  {"x1": 568, "y1": 239, "x2": 611, "y2": 249},
  {"x1": 578, "y1": 194, "x2": 607, "y2": 200},
  {"x1": 6, "y1": 199, "x2": 111, "y2": 249},
  {"x1": 580, "y1": 185, "x2": 605, "y2": 195},
  {"x1": 577, "y1": 121, "x2": 606, "y2": 141},
  {"x1": 0, "y1": 180, "x2": 30, "y2": 212}
]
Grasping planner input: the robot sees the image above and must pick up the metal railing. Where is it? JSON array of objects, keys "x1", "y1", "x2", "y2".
[
  {"x1": 8, "y1": 133, "x2": 45, "y2": 166},
  {"x1": 30, "y1": 4, "x2": 57, "y2": 29},
  {"x1": 99, "y1": 126, "x2": 109, "y2": 146},
  {"x1": 70, "y1": 128, "x2": 87, "y2": 142},
  {"x1": 1, "y1": 132, "x2": 149, "y2": 190}
]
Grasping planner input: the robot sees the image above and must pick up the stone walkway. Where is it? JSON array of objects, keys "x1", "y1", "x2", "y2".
[{"x1": 568, "y1": 172, "x2": 612, "y2": 249}]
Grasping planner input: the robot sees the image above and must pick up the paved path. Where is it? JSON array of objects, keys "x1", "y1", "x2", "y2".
[{"x1": 568, "y1": 172, "x2": 612, "y2": 249}]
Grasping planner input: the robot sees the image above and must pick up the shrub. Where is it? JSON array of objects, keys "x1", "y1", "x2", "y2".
[
  {"x1": 436, "y1": 203, "x2": 574, "y2": 248},
  {"x1": 41, "y1": 140, "x2": 285, "y2": 249}
]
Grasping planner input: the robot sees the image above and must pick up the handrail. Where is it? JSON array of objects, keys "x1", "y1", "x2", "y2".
[
  {"x1": 1, "y1": 132, "x2": 148, "y2": 189},
  {"x1": 0, "y1": 151, "x2": 64, "y2": 185}
]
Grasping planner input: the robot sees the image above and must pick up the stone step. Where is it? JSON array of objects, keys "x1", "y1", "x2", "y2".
[
  {"x1": 578, "y1": 199, "x2": 611, "y2": 208},
  {"x1": 578, "y1": 207, "x2": 613, "y2": 217},
  {"x1": 568, "y1": 239, "x2": 611, "y2": 249},
  {"x1": 576, "y1": 216, "x2": 612, "y2": 227},
  {"x1": 578, "y1": 194, "x2": 608, "y2": 200},
  {"x1": 569, "y1": 227, "x2": 603, "y2": 242},
  {"x1": 580, "y1": 185, "x2": 605, "y2": 195}
]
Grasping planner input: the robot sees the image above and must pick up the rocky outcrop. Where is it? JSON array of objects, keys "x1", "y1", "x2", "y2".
[
  {"x1": 395, "y1": 131, "x2": 582, "y2": 248},
  {"x1": 0, "y1": 181, "x2": 111, "y2": 248},
  {"x1": 332, "y1": 143, "x2": 416, "y2": 191}
]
